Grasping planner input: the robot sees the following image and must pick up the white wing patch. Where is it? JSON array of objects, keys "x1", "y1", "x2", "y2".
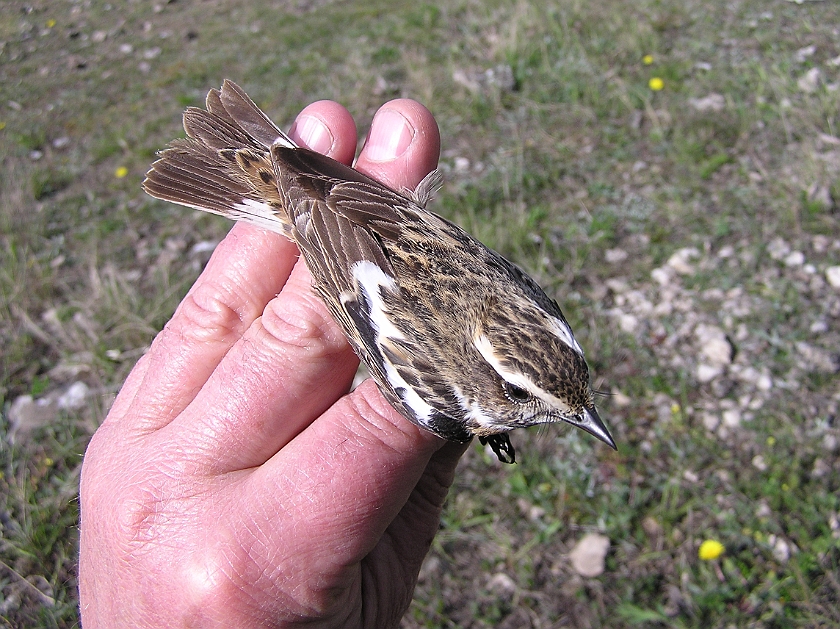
[
  {"x1": 473, "y1": 333, "x2": 571, "y2": 415},
  {"x1": 351, "y1": 261, "x2": 435, "y2": 423},
  {"x1": 230, "y1": 199, "x2": 287, "y2": 234}
]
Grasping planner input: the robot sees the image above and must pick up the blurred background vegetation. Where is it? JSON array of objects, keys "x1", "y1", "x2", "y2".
[{"x1": 1, "y1": 0, "x2": 839, "y2": 626}]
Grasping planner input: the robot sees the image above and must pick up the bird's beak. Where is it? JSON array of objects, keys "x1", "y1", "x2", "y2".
[{"x1": 565, "y1": 405, "x2": 617, "y2": 450}]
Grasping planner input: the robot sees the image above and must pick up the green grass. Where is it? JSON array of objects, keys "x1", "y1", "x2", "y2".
[{"x1": 2, "y1": 0, "x2": 839, "y2": 626}]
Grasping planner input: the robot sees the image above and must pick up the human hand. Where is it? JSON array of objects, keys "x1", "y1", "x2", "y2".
[{"x1": 79, "y1": 95, "x2": 466, "y2": 628}]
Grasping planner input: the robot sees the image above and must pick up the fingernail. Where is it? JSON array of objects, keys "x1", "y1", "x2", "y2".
[
  {"x1": 365, "y1": 109, "x2": 414, "y2": 162},
  {"x1": 290, "y1": 114, "x2": 334, "y2": 154}
]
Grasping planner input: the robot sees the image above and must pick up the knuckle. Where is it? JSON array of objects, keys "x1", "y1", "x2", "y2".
[
  {"x1": 171, "y1": 280, "x2": 256, "y2": 344},
  {"x1": 258, "y1": 291, "x2": 348, "y2": 359}
]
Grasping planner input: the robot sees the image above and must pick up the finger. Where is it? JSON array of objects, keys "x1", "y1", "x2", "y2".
[
  {"x1": 235, "y1": 382, "x2": 464, "y2": 608},
  {"x1": 165, "y1": 258, "x2": 360, "y2": 472},
  {"x1": 355, "y1": 99, "x2": 441, "y2": 192},
  {"x1": 289, "y1": 100, "x2": 357, "y2": 165},
  {"x1": 117, "y1": 224, "x2": 298, "y2": 433},
  {"x1": 116, "y1": 103, "x2": 358, "y2": 434}
]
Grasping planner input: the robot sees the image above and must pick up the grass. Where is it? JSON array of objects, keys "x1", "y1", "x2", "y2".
[{"x1": 2, "y1": 0, "x2": 839, "y2": 626}]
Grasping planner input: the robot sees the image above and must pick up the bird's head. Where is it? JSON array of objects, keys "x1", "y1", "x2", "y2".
[{"x1": 466, "y1": 301, "x2": 615, "y2": 449}]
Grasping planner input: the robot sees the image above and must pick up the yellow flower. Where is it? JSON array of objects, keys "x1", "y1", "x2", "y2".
[
  {"x1": 115, "y1": 166, "x2": 128, "y2": 178},
  {"x1": 766, "y1": 436, "x2": 776, "y2": 447},
  {"x1": 0, "y1": 122, "x2": 5, "y2": 131},
  {"x1": 699, "y1": 539, "x2": 724, "y2": 560},
  {"x1": 649, "y1": 77, "x2": 664, "y2": 91},
  {"x1": 643, "y1": 54, "x2": 654, "y2": 65},
  {"x1": 46, "y1": 19, "x2": 56, "y2": 28}
]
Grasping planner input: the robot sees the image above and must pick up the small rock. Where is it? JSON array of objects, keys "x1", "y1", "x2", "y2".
[
  {"x1": 91, "y1": 30, "x2": 107, "y2": 43},
  {"x1": 812, "y1": 458, "x2": 830, "y2": 478},
  {"x1": 795, "y1": 342, "x2": 839, "y2": 373},
  {"x1": 825, "y1": 266, "x2": 840, "y2": 289},
  {"x1": 689, "y1": 93, "x2": 725, "y2": 112},
  {"x1": 190, "y1": 239, "x2": 219, "y2": 255},
  {"x1": 756, "y1": 372, "x2": 773, "y2": 391},
  {"x1": 667, "y1": 247, "x2": 699, "y2": 275},
  {"x1": 651, "y1": 267, "x2": 672, "y2": 286},
  {"x1": 696, "y1": 324, "x2": 732, "y2": 366},
  {"x1": 52, "y1": 136, "x2": 70, "y2": 149},
  {"x1": 722, "y1": 408, "x2": 741, "y2": 427},
  {"x1": 794, "y1": 45, "x2": 817, "y2": 63},
  {"x1": 453, "y1": 156, "x2": 470, "y2": 172},
  {"x1": 784, "y1": 251, "x2": 805, "y2": 267},
  {"x1": 119, "y1": 43, "x2": 133, "y2": 54},
  {"x1": 57, "y1": 381, "x2": 89, "y2": 409},
  {"x1": 618, "y1": 313, "x2": 639, "y2": 334},
  {"x1": 612, "y1": 391, "x2": 632, "y2": 407},
  {"x1": 829, "y1": 512, "x2": 840, "y2": 539},
  {"x1": 605, "y1": 248, "x2": 628, "y2": 263},
  {"x1": 768, "y1": 237, "x2": 790, "y2": 260},
  {"x1": 752, "y1": 455, "x2": 768, "y2": 471},
  {"x1": 767, "y1": 534, "x2": 792, "y2": 563},
  {"x1": 697, "y1": 364, "x2": 723, "y2": 383},
  {"x1": 487, "y1": 572, "x2": 517, "y2": 596},
  {"x1": 143, "y1": 47, "x2": 161, "y2": 59},
  {"x1": 702, "y1": 411, "x2": 720, "y2": 431},
  {"x1": 569, "y1": 533, "x2": 610, "y2": 577},
  {"x1": 756, "y1": 502, "x2": 772, "y2": 518},
  {"x1": 797, "y1": 68, "x2": 822, "y2": 94},
  {"x1": 8, "y1": 395, "x2": 56, "y2": 441}
]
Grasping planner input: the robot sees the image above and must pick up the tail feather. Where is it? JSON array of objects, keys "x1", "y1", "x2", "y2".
[
  {"x1": 143, "y1": 81, "x2": 292, "y2": 236},
  {"x1": 218, "y1": 80, "x2": 295, "y2": 149}
]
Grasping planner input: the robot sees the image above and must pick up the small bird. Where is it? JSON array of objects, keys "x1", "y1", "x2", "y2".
[{"x1": 143, "y1": 80, "x2": 615, "y2": 463}]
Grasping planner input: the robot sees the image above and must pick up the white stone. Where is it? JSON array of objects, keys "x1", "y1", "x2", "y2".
[
  {"x1": 768, "y1": 237, "x2": 790, "y2": 260},
  {"x1": 703, "y1": 338, "x2": 733, "y2": 366},
  {"x1": 619, "y1": 313, "x2": 639, "y2": 334},
  {"x1": 756, "y1": 373, "x2": 773, "y2": 391},
  {"x1": 702, "y1": 412, "x2": 720, "y2": 431},
  {"x1": 487, "y1": 572, "x2": 517, "y2": 596},
  {"x1": 667, "y1": 247, "x2": 700, "y2": 275},
  {"x1": 798, "y1": 68, "x2": 822, "y2": 93},
  {"x1": 794, "y1": 45, "x2": 817, "y2": 63},
  {"x1": 689, "y1": 93, "x2": 725, "y2": 112},
  {"x1": 752, "y1": 455, "x2": 768, "y2": 471},
  {"x1": 612, "y1": 391, "x2": 632, "y2": 407},
  {"x1": 768, "y1": 535, "x2": 791, "y2": 563},
  {"x1": 784, "y1": 251, "x2": 805, "y2": 267},
  {"x1": 826, "y1": 266, "x2": 840, "y2": 288},
  {"x1": 569, "y1": 533, "x2": 610, "y2": 578},
  {"x1": 651, "y1": 267, "x2": 672, "y2": 286},
  {"x1": 697, "y1": 364, "x2": 723, "y2": 383},
  {"x1": 696, "y1": 324, "x2": 732, "y2": 366},
  {"x1": 605, "y1": 248, "x2": 628, "y2": 263},
  {"x1": 722, "y1": 408, "x2": 741, "y2": 427},
  {"x1": 56, "y1": 381, "x2": 89, "y2": 410}
]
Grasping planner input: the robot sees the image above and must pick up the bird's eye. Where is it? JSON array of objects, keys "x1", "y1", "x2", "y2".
[{"x1": 503, "y1": 382, "x2": 532, "y2": 403}]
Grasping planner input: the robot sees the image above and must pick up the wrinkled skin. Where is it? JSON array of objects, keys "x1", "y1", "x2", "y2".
[{"x1": 79, "y1": 96, "x2": 468, "y2": 628}]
